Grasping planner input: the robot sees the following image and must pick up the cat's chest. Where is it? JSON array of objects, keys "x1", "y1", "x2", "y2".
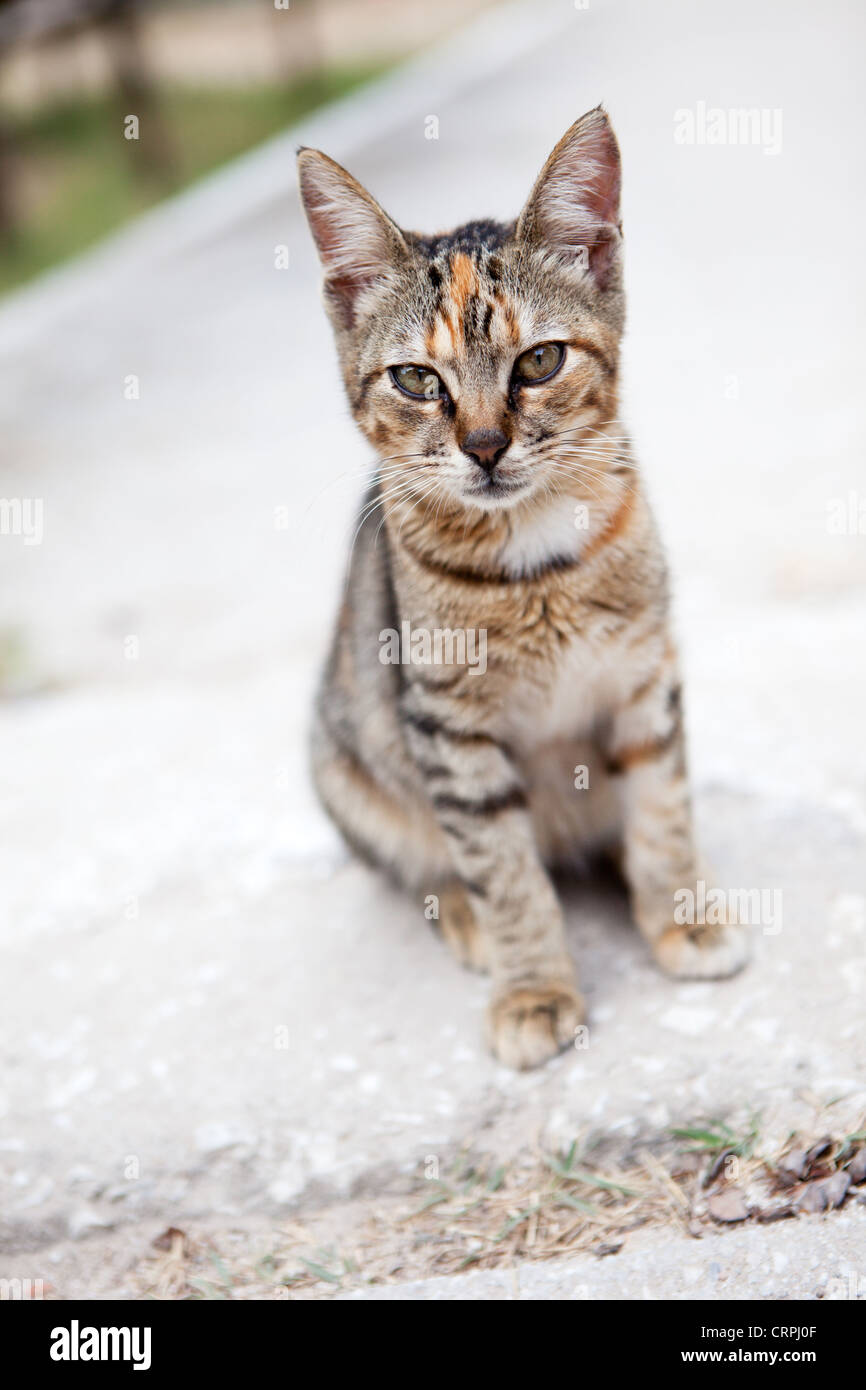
[
  {"x1": 410, "y1": 562, "x2": 657, "y2": 746},
  {"x1": 502, "y1": 623, "x2": 641, "y2": 750}
]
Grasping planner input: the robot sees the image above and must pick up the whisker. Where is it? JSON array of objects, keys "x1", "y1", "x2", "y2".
[
  {"x1": 540, "y1": 452, "x2": 638, "y2": 498},
  {"x1": 544, "y1": 447, "x2": 639, "y2": 492},
  {"x1": 347, "y1": 476, "x2": 427, "y2": 561},
  {"x1": 541, "y1": 458, "x2": 633, "y2": 508},
  {"x1": 541, "y1": 463, "x2": 611, "y2": 510},
  {"x1": 379, "y1": 477, "x2": 442, "y2": 547},
  {"x1": 303, "y1": 452, "x2": 434, "y2": 516}
]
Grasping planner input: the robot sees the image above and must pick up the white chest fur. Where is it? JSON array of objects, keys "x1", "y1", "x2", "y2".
[
  {"x1": 495, "y1": 492, "x2": 588, "y2": 578},
  {"x1": 504, "y1": 622, "x2": 652, "y2": 755}
]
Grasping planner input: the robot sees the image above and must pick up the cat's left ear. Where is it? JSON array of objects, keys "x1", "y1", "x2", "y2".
[
  {"x1": 516, "y1": 107, "x2": 622, "y2": 290},
  {"x1": 297, "y1": 148, "x2": 408, "y2": 329}
]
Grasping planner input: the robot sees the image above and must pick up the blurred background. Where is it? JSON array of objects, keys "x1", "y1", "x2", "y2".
[
  {"x1": 0, "y1": 0, "x2": 493, "y2": 295},
  {"x1": 0, "y1": 0, "x2": 864, "y2": 1300}
]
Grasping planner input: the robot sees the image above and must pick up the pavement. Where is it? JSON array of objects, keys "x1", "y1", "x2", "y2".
[
  {"x1": 0, "y1": 0, "x2": 864, "y2": 1299},
  {"x1": 338, "y1": 1208, "x2": 866, "y2": 1300}
]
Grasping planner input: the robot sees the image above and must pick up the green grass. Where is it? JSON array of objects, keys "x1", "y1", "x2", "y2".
[
  {"x1": 0, "y1": 64, "x2": 387, "y2": 297},
  {"x1": 670, "y1": 1119, "x2": 760, "y2": 1158}
]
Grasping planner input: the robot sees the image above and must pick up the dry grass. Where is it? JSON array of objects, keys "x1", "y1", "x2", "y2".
[{"x1": 129, "y1": 1115, "x2": 866, "y2": 1300}]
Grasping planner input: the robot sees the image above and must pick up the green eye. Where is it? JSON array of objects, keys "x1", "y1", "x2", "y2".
[
  {"x1": 391, "y1": 365, "x2": 443, "y2": 400},
  {"x1": 513, "y1": 342, "x2": 565, "y2": 384}
]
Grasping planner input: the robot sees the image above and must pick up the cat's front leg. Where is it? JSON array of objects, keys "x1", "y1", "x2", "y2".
[
  {"x1": 402, "y1": 695, "x2": 583, "y2": 1069},
  {"x1": 606, "y1": 663, "x2": 750, "y2": 978}
]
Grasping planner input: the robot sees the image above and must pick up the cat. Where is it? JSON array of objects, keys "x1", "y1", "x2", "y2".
[{"x1": 297, "y1": 107, "x2": 749, "y2": 1070}]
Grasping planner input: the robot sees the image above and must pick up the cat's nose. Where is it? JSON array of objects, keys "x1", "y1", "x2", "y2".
[{"x1": 460, "y1": 427, "x2": 510, "y2": 474}]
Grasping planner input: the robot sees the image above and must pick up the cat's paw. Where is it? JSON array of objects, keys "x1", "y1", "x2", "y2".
[
  {"x1": 487, "y1": 982, "x2": 585, "y2": 1070},
  {"x1": 438, "y1": 885, "x2": 490, "y2": 972},
  {"x1": 652, "y1": 922, "x2": 750, "y2": 979}
]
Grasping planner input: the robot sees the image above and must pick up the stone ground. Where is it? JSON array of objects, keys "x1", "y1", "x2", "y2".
[
  {"x1": 0, "y1": 0, "x2": 864, "y2": 1299},
  {"x1": 337, "y1": 1212, "x2": 866, "y2": 1301}
]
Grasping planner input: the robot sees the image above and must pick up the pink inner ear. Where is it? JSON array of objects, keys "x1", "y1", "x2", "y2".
[
  {"x1": 585, "y1": 230, "x2": 619, "y2": 290},
  {"x1": 298, "y1": 176, "x2": 349, "y2": 275},
  {"x1": 572, "y1": 118, "x2": 621, "y2": 226},
  {"x1": 550, "y1": 150, "x2": 620, "y2": 242},
  {"x1": 324, "y1": 272, "x2": 374, "y2": 330},
  {"x1": 584, "y1": 152, "x2": 621, "y2": 229},
  {"x1": 299, "y1": 157, "x2": 401, "y2": 328},
  {"x1": 527, "y1": 113, "x2": 622, "y2": 287},
  {"x1": 302, "y1": 183, "x2": 369, "y2": 325}
]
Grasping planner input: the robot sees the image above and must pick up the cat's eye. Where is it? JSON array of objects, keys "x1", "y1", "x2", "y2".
[
  {"x1": 390, "y1": 365, "x2": 444, "y2": 400},
  {"x1": 513, "y1": 342, "x2": 565, "y2": 385}
]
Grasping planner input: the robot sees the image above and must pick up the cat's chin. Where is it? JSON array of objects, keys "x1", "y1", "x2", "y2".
[{"x1": 460, "y1": 479, "x2": 532, "y2": 512}]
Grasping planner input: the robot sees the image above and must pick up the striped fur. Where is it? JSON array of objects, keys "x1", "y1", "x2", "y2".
[{"x1": 299, "y1": 109, "x2": 748, "y2": 1069}]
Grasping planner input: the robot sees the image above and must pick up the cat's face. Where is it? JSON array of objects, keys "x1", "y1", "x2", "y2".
[{"x1": 299, "y1": 109, "x2": 624, "y2": 514}]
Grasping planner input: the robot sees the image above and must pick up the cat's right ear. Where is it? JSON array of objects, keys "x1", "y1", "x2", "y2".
[{"x1": 297, "y1": 149, "x2": 408, "y2": 329}]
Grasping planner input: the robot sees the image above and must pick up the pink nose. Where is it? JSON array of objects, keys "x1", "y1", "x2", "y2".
[{"x1": 460, "y1": 428, "x2": 510, "y2": 474}]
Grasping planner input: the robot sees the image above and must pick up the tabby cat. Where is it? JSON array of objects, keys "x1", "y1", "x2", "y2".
[{"x1": 298, "y1": 108, "x2": 748, "y2": 1069}]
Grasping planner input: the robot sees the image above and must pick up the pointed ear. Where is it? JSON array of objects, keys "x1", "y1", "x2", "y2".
[
  {"x1": 297, "y1": 149, "x2": 408, "y2": 329},
  {"x1": 516, "y1": 108, "x2": 622, "y2": 289}
]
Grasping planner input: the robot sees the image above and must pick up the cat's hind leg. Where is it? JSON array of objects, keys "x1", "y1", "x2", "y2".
[
  {"x1": 313, "y1": 722, "x2": 492, "y2": 970},
  {"x1": 311, "y1": 712, "x2": 453, "y2": 891}
]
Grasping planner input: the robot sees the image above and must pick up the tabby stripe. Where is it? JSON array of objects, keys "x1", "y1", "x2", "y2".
[
  {"x1": 605, "y1": 723, "x2": 681, "y2": 775},
  {"x1": 414, "y1": 761, "x2": 455, "y2": 780},
  {"x1": 356, "y1": 367, "x2": 382, "y2": 402},
  {"x1": 400, "y1": 540, "x2": 584, "y2": 587},
  {"x1": 401, "y1": 485, "x2": 636, "y2": 587},
  {"x1": 464, "y1": 880, "x2": 488, "y2": 899},
  {"x1": 587, "y1": 596, "x2": 629, "y2": 616},
  {"x1": 402, "y1": 709, "x2": 505, "y2": 749},
  {"x1": 408, "y1": 667, "x2": 467, "y2": 691},
  {"x1": 625, "y1": 668, "x2": 663, "y2": 706},
  {"x1": 574, "y1": 488, "x2": 635, "y2": 568},
  {"x1": 432, "y1": 787, "x2": 527, "y2": 817},
  {"x1": 567, "y1": 336, "x2": 615, "y2": 374}
]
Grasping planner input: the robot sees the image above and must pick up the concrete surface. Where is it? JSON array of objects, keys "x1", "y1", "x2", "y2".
[
  {"x1": 0, "y1": 0, "x2": 864, "y2": 1296},
  {"x1": 339, "y1": 1205, "x2": 866, "y2": 1300}
]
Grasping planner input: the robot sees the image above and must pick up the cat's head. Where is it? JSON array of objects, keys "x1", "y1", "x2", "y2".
[{"x1": 298, "y1": 108, "x2": 624, "y2": 513}]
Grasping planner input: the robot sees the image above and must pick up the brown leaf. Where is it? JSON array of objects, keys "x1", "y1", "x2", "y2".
[
  {"x1": 704, "y1": 1148, "x2": 737, "y2": 1188},
  {"x1": 820, "y1": 1171, "x2": 851, "y2": 1208},
  {"x1": 804, "y1": 1137, "x2": 833, "y2": 1173},
  {"x1": 152, "y1": 1226, "x2": 187, "y2": 1252},
  {"x1": 707, "y1": 1188, "x2": 749, "y2": 1223},
  {"x1": 797, "y1": 1171, "x2": 850, "y2": 1213},
  {"x1": 796, "y1": 1182, "x2": 828, "y2": 1213},
  {"x1": 776, "y1": 1148, "x2": 807, "y2": 1185},
  {"x1": 846, "y1": 1148, "x2": 866, "y2": 1185},
  {"x1": 756, "y1": 1204, "x2": 796, "y2": 1223}
]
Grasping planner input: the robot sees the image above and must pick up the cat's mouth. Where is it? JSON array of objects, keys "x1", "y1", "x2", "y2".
[{"x1": 462, "y1": 475, "x2": 530, "y2": 508}]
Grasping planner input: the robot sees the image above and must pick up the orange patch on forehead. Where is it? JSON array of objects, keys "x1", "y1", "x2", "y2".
[
  {"x1": 448, "y1": 252, "x2": 480, "y2": 315},
  {"x1": 424, "y1": 255, "x2": 512, "y2": 362},
  {"x1": 441, "y1": 252, "x2": 482, "y2": 353}
]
